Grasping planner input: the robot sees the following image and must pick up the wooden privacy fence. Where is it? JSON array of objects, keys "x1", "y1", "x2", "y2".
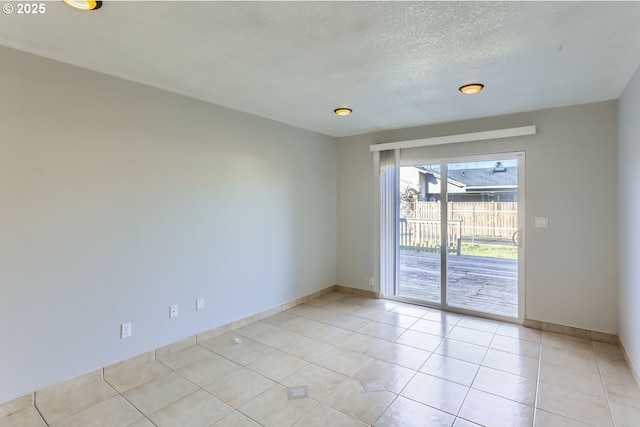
[
  {"x1": 406, "y1": 201, "x2": 518, "y2": 240},
  {"x1": 399, "y1": 219, "x2": 462, "y2": 255}
]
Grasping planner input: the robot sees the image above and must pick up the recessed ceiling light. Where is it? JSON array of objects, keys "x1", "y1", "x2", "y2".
[
  {"x1": 459, "y1": 83, "x2": 484, "y2": 95},
  {"x1": 334, "y1": 108, "x2": 352, "y2": 116},
  {"x1": 62, "y1": 0, "x2": 102, "y2": 10}
]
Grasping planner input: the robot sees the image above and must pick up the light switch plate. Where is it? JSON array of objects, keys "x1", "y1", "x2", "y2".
[{"x1": 535, "y1": 217, "x2": 548, "y2": 228}]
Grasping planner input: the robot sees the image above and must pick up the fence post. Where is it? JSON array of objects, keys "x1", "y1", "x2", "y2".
[
  {"x1": 492, "y1": 200, "x2": 497, "y2": 238},
  {"x1": 472, "y1": 203, "x2": 476, "y2": 244}
]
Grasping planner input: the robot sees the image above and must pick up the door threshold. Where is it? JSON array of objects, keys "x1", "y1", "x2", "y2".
[{"x1": 383, "y1": 294, "x2": 523, "y2": 325}]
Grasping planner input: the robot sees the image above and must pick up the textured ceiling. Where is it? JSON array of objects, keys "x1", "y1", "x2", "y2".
[{"x1": 2, "y1": 1, "x2": 640, "y2": 137}]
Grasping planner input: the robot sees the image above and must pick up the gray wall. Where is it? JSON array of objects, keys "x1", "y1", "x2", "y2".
[
  {"x1": 337, "y1": 101, "x2": 619, "y2": 334},
  {"x1": 619, "y1": 65, "x2": 640, "y2": 376},
  {"x1": 0, "y1": 46, "x2": 337, "y2": 402}
]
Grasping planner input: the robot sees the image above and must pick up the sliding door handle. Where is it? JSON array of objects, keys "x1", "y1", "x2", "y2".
[{"x1": 512, "y1": 229, "x2": 522, "y2": 247}]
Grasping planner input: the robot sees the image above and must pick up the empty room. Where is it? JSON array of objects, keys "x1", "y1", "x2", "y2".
[{"x1": 1, "y1": 1, "x2": 640, "y2": 426}]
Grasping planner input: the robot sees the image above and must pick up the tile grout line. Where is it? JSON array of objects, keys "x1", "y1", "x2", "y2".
[
  {"x1": 300, "y1": 297, "x2": 415, "y2": 425},
  {"x1": 38, "y1": 378, "x2": 124, "y2": 427},
  {"x1": 285, "y1": 303, "x2": 374, "y2": 425},
  {"x1": 192, "y1": 309, "x2": 453, "y2": 425},
  {"x1": 457, "y1": 321, "x2": 544, "y2": 425},
  {"x1": 536, "y1": 334, "x2": 616, "y2": 427},
  {"x1": 200, "y1": 302, "x2": 352, "y2": 425},
  {"x1": 592, "y1": 340, "x2": 618, "y2": 427},
  {"x1": 456, "y1": 322, "x2": 503, "y2": 422},
  {"x1": 385, "y1": 337, "x2": 432, "y2": 418},
  {"x1": 445, "y1": 316, "x2": 474, "y2": 421},
  {"x1": 118, "y1": 350, "x2": 257, "y2": 427},
  {"x1": 387, "y1": 315, "x2": 477, "y2": 424},
  {"x1": 114, "y1": 375, "x2": 159, "y2": 426},
  {"x1": 34, "y1": 403, "x2": 49, "y2": 427},
  {"x1": 455, "y1": 326, "x2": 499, "y2": 425},
  {"x1": 531, "y1": 330, "x2": 544, "y2": 427}
]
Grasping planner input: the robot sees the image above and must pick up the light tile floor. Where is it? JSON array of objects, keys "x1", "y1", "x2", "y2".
[{"x1": 3, "y1": 291, "x2": 640, "y2": 427}]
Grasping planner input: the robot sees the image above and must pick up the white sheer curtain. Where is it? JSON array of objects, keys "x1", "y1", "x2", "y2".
[{"x1": 378, "y1": 149, "x2": 399, "y2": 297}]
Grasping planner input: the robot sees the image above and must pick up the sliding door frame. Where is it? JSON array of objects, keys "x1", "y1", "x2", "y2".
[{"x1": 387, "y1": 151, "x2": 526, "y2": 324}]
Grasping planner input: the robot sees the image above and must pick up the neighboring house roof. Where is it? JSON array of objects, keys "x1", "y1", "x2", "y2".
[
  {"x1": 447, "y1": 167, "x2": 517, "y2": 189},
  {"x1": 414, "y1": 167, "x2": 466, "y2": 188},
  {"x1": 412, "y1": 165, "x2": 517, "y2": 194}
]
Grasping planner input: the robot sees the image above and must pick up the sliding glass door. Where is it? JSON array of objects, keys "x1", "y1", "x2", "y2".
[{"x1": 395, "y1": 153, "x2": 524, "y2": 319}]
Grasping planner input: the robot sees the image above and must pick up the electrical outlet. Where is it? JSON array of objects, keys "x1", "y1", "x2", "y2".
[
  {"x1": 369, "y1": 277, "x2": 374, "y2": 287},
  {"x1": 121, "y1": 322, "x2": 132, "y2": 338},
  {"x1": 196, "y1": 298, "x2": 204, "y2": 311},
  {"x1": 170, "y1": 305, "x2": 178, "y2": 319}
]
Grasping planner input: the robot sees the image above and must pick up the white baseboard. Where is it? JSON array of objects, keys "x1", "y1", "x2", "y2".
[{"x1": 619, "y1": 337, "x2": 640, "y2": 389}]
